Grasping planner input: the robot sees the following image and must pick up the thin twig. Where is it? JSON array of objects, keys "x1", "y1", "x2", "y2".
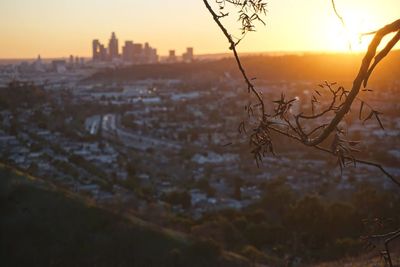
[
  {"x1": 203, "y1": 0, "x2": 266, "y2": 118},
  {"x1": 331, "y1": 0, "x2": 352, "y2": 50}
]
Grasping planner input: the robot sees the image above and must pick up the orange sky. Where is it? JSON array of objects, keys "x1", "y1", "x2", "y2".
[{"x1": 0, "y1": 0, "x2": 399, "y2": 58}]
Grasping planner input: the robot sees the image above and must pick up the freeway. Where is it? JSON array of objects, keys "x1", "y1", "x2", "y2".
[{"x1": 102, "y1": 114, "x2": 182, "y2": 151}]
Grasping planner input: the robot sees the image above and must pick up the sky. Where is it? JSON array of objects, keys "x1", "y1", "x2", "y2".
[{"x1": 0, "y1": 0, "x2": 399, "y2": 58}]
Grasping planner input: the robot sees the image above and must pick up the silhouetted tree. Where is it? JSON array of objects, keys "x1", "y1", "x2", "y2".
[{"x1": 203, "y1": 0, "x2": 400, "y2": 265}]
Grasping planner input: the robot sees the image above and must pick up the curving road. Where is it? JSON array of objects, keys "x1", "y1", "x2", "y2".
[{"x1": 102, "y1": 114, "x2": 182, "y2": 151}]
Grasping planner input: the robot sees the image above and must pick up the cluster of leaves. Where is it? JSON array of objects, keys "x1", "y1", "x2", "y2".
[
  {"x1": 240, "y1": 78, "x2": 390, "y2": 178},
  {"x1": 241, "y1": 81, "x2": 364, "y2": 169},
  {"x1": 330, "y1": 129, "x2": 360, "y2": 174},
  {"x1": 215, "y1": 0, "x2": 267, "y2": 35}
]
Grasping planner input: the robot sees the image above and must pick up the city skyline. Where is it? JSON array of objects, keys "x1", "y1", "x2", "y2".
[
  {"x1": 0, "y1": 0, "x2": 399, "y2": 58},
  {"x1": 92, "y1": 32, "x2": 159, "y2": 63},
  {"x1": 92, "y1": 32, "x2": 193, "y2": 64}
]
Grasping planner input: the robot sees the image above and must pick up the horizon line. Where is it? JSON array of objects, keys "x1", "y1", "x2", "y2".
[{"x1": 1, "y1": 49, "x2": 394, "y2": 61}]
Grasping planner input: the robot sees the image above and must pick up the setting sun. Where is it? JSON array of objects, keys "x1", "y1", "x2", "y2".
[
  {"x1": 325, "y1": 15, "x2": 365, "y2": 52},
  {"x1": 323, "y1": 7, "x2": 389, "y2": 52}
]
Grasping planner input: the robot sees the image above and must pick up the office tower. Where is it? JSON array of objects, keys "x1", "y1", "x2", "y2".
[
  {"x1": 69, "y1": 55, "x2": 74, "y2": 66},
  {"x1": 150, "y1": 48, "x2": 159, "y2": 63},
  {"x1": 144, "y1": 42, "x2": 151, "y2": 62},
  {"x1": 182, "y1": 47, "x2": 194, "y2": 62},
  {"x1": 92, "y1": 40, "x2": 100, "y2": 61},
  {"x1": 168, "y1": 50, "x2": 177, "y2": 63},
  {"x1": 122, "y1": 41, "x2": 134, "y2": 62},
  {"x1": 132, "y1": 43, "x2": 144, "y2": 63},
  {"x1": 99, "y1": 44, "x2": 107, "y2": 61},
  {"x1": 108, "y1": 32, "x2": 119, "y2": 60}
]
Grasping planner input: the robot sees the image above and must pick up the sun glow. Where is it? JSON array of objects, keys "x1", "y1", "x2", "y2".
[
  {"x1": 325, "y1": 10, "x2": 378, "y2": 52},
  {"x1": 322, "y1": 0, "x2": 400, "y2": 54},
  {"x1": 0, "y1": 0, "x2": 398, "y2": 58}
]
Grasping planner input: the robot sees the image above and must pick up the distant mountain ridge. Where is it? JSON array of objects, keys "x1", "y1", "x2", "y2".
[{"x1": 89, "y1": 50, "x2": 400, "y2": 83}]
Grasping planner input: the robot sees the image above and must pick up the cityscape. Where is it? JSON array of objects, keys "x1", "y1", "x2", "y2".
[
  {"x1": 1, "y1": 49, "x2": 399, "y2": 266},
  {"x1": 92, "y1": 32, "x2": 194, "y2": 64},
  {"x1": 0, "y1": 31, "x2": 195, "y2": 83},
  {"x1": 1, "y1": 1, "x2": 400, "y2": 266}
]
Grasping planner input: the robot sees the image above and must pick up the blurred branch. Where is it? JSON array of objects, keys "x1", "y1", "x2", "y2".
[
  {"x1": 331, "y1": 0, "x2": 352, "y2": 50},
  {"x1": 331, "y1": 0, "x2": 345, "y2": 28}
]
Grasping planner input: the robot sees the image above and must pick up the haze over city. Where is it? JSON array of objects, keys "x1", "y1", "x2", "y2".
[
  {"x1": 1, "y1": 0, "x2": 399, "y2": 58},
  {"x1": 1, "y1": 1, "x2": 400, "y2": 266}
]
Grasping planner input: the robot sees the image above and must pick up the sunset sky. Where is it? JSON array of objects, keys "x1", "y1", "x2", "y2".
[{"x1": 0, "y1": 0, "x2": 399, "y2": 58}]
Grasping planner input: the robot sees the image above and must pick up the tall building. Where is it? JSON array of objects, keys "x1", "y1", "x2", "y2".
[
  {"x1": 69, "y1": 55, "x2": 74, "y2": 67},
  {"x1": 92, "y1": 40, "x2": 100, "y2": 61},
  {"x1": 144, "y1": 43, "x2": 151, "y2": 61},
  {"x1": 122, "y1": 41, "x2": 134, "y2": 62},
  {"x1": 108, "y1": 32, "x2": 119, "y2": 60},
  {"x1": 167, "y1": 50, "x2": 177, "y2": 63},
  {"x1": 99, "y1": 44, "x2": 107, "y2": 61},
  {"x1": 92, "y1": 32, "x2": 158, "y2": 64},
  {"x1": 132, "y1": 43, "x2": 144, "y2": 63},
  {"x1": 182, "y1": 47, "x2": 194, "y2": 63},
  {"x1": 149, "y1": 48, "x2": 159, "y2": 63},
  {"x1": 143, "y1": 42, "x2": 159, "y2": 64}
]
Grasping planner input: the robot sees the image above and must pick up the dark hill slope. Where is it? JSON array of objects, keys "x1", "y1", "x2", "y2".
[{"x1": 0, "y1": 165, "x2": 250, "y2": 267}]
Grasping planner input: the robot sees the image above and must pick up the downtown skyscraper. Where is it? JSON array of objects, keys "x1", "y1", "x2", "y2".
[
  {"x1": 92, "y1": 32, "x2": 158, "y2": 64},
  {"x1": 108, "y1": 32, "x2": 119, "y2": 60}
]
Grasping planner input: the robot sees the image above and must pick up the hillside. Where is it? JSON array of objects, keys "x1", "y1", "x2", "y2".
[
  {"x1": 314, "y1": 250, "x2": 400, "y2": 267},
  {"x1": 88, "y1": 50, "x2": 400, "y2": 83},
  {"x1": 0, "y1": 164, "x2": 251, "y2": 267}
]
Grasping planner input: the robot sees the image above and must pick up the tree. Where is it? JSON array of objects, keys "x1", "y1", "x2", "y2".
[
  {"x1": 203, "y1": 0, "x2": 400, "y2": 186},
  {"x1": 203, "y1": 0, "x2": 400, "y2": 265}
]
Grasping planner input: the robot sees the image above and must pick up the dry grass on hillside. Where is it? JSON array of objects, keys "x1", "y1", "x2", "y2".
[{"x1": 314, "y1": 246, "x2": 400, "y2": 267}]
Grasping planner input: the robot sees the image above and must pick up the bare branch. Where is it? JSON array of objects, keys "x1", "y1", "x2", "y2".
[
  {"x1": 202, "y1": 0, "x2": 266, "y2": 118},
  {"x1": 203, "y1": 0, "x2": 400, "y2": 186},
  {"x1": 302, "y1": 19, "x2": 400, "y2": 146}
]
